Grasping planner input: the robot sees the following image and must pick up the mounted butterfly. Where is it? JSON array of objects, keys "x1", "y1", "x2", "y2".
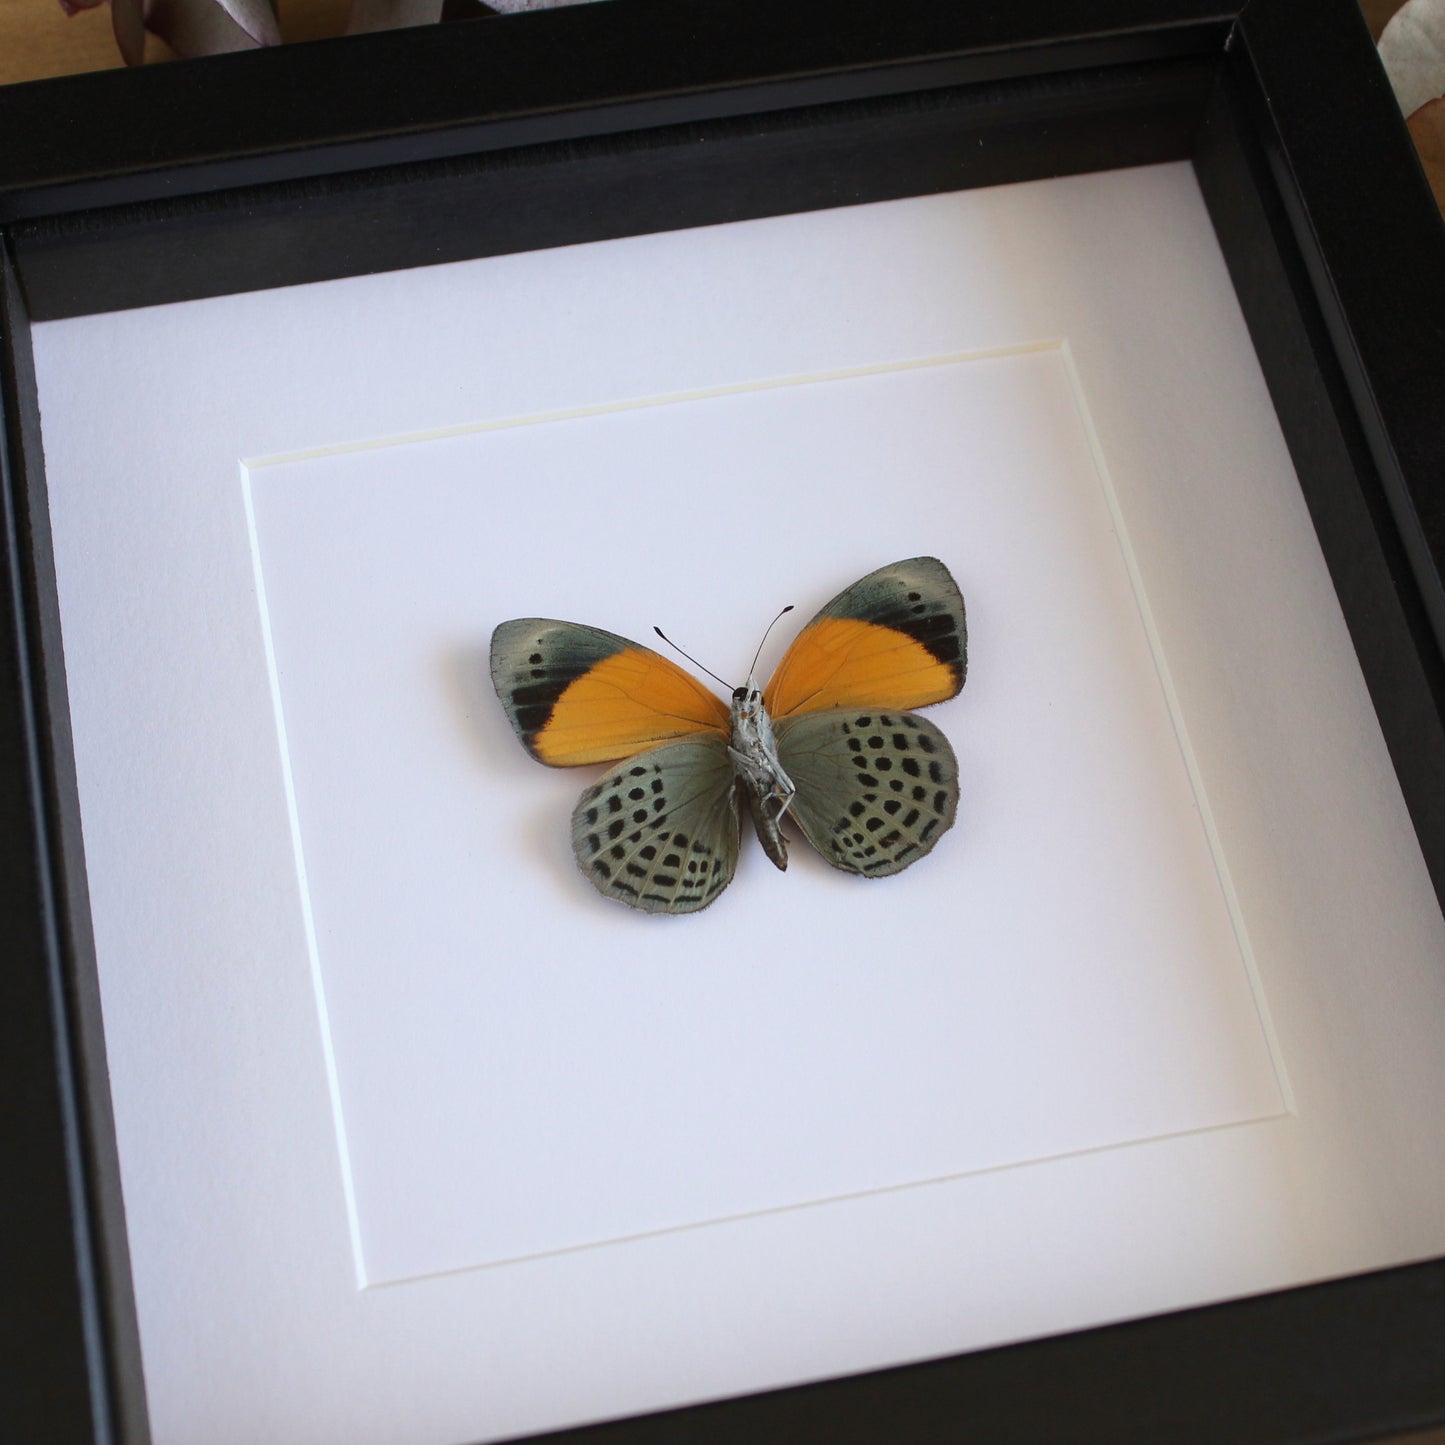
[{"x1": 490, "y1": 557, "x2": 967, "y2": 914}]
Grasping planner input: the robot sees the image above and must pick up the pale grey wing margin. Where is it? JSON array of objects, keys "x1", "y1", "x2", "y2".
[
  {"x1": 571, "y1": 737, "x2": 741, "y2": 913},
  {"x1": 775, "y1": 708, "x2": 958, "y2": 876}
]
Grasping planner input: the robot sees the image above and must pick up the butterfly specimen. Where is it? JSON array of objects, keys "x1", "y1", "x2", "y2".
[{"x1": 490, "y1": 557, "x2": 966, "y2": 914}]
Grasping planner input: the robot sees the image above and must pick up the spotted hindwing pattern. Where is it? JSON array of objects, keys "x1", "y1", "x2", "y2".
[
  {"x1": 775, "y1": 708, "x2": 958, "y2": 876},
  {"x1": 570, "y1": 737, "x2": 742, "y2": 914}
]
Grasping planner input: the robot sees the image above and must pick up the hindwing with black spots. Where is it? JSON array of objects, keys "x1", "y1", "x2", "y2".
[
  {"x1": 570, "y1": 737, "x2": 741, "y2": 914},
  {"x1": 775, "y1": 709, "x2": 958, "y2": 876}
]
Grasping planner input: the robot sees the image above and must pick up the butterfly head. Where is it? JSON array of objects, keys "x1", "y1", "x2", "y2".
[
  {"x1": 729, "y1": 676, "x2": 780, "y2": 751},
  {"x1": 728, "y1": 676, "x2": 766, "y2": 735},
  {"x1": 730, "y1": 677, "x2": 762, "y2": 709}
]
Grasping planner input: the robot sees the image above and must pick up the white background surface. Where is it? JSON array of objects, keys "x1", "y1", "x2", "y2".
[
  {"x1": 32, "y1": 164, "x2": 1445, "y2": 1445},
  {"x1": 248, "y1": 348, "x2": 1281, "y2": 1285}
]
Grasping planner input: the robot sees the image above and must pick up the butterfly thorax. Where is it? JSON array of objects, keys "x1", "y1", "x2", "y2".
[{"x1": 728, "y1": 680, "x2": 795, "y2": 872}]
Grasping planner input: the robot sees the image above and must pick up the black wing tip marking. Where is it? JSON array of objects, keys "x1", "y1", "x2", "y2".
[
  {"x1": 823, "y1": 558, "x2": 968, "y2": 693},
  {"x1": 490, "y1": 618, "x2": 633, "y2": 759}
]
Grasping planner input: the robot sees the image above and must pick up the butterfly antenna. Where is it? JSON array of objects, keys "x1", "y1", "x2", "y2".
[
  {"x1": 653, "y1": 627, "x2": 734, "y2": 691},
  {"x1": 748, "y1": 604, "x2": 795, "y2": 680}
]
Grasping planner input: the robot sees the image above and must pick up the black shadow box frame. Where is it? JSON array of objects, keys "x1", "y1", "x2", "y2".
[{"x1": 3, "y1": 0, "x2": 1445, "y2": 1441}]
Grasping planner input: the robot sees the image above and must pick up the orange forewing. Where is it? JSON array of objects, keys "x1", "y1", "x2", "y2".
[
  {"x1": 764, "y1": 616, "x2": 960, "y2": 720},
  {"x1": 532, "y1": 647, "x2": 728, "y2": 766}
]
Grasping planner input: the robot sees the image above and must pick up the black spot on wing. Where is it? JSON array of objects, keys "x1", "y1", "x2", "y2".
[
  {"x1": 856, "y1": 595, "x2": 963, "y2": 678},
  {"x1": 569, "y1": 737, "x2": 740, "y2": 913}
]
